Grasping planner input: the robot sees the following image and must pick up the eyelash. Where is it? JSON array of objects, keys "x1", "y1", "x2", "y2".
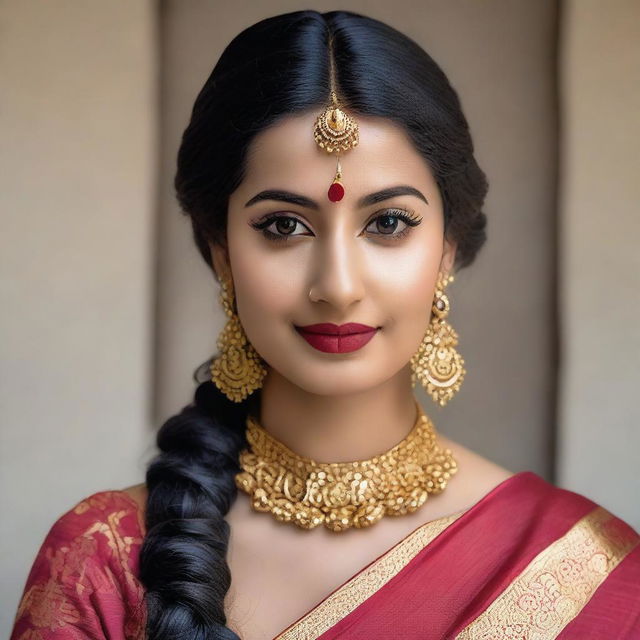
[{"x1": 251, "y1": 209, "x2": 423, "y2": 245}]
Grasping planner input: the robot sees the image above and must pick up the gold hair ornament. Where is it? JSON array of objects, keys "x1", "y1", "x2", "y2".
[{"x1": 313, "y1": 76, "x2": 359, "y2": 201}]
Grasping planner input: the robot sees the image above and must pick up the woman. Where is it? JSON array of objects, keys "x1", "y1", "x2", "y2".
[{"x1": 10, "y1": 9, "x2": 639, "y2": 640}]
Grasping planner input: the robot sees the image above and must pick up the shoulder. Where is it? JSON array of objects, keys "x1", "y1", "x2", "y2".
[
  {"x1": 121, "y1": 482, "x2": 148, "y2": 514},
  {"x1": 439, "y1": 437, "x2": 640, "y2": 552},
  {"x1": 50, "y1": 486, "x2": 147, "y2": 541},
  {"x1": 436, "y1": 433, "x2": 516, "y2": 512},
  {"x1": 37, "y1": 486, "x2": 147, "y2": 575},
  {"x1": 11, "y1": 487, "x2": 147, "y2": 639}
]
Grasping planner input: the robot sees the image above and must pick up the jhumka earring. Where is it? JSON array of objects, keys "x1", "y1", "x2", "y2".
[
  {"x1": 313, "y1": 65, "x2": 359, "y2": 200},
  {"x1": 410, "y1": 272, "x2": 466, "y2": 406},
  {"x1": 209, "y1": 276, "x2": 267, "y2": 402}
]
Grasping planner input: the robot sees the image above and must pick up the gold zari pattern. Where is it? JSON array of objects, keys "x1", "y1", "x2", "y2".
[
  {"x1": 12, "y1": 491, "x2": 146, "y2": 640},
  {"x1": 275, "y1": 510, "x2": 466, "y2": 639},
  {"x1": 235, "y1": 399, "x2": 458, "y2": 532},
  {"x1": 455, "y1": 506, "x2": 640, "y2": 639}
]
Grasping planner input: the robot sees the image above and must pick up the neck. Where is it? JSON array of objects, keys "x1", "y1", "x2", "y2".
[{"x1": 256, "y1": 365, "x2": 421, "y2": 462}]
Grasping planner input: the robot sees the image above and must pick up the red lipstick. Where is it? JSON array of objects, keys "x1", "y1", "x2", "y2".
[{"x1": 295, "y1": 323, "x2": 379, "y2": 354}]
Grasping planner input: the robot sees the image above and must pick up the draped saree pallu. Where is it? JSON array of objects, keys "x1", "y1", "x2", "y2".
[{"x1": 10, "y1": 472, "x2": 640, "y2": 640}]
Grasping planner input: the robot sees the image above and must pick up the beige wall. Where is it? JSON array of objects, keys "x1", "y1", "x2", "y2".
[
  {"x1": 0, "y1": 1, "x2": 158, "y2": 633},
  {"x1": 1, "y1": 1, "x2": 638, "y2": 635},
  {"x1": 556, "y1": 0, "x2": 640, "y2": 528}
]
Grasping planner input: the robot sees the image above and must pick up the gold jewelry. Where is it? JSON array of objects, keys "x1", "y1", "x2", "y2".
[
  {"x1": 410, "y1": 272, "x2": 466, "y2": 406},
  {"x1": 235, "y1": 398, "x2": 458, "y2": 532},
  {"x1": 313, "y1": 46, "x2": 359, "y2": 202},
  {"x1": 210, "y1": 276, "x2": 267, "y2": 402},
  {"x1": 313, "y1": 91, "x2": 359, "y2": 156}
]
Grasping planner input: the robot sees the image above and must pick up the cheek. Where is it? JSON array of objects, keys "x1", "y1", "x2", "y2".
[
  {"x1": 226, "y1": 229, "x2": 302, "y2": 330},
  {"x1": 366, "y1": 236, "x2": 442, "y2": 324},
  {"x1": 232, "y1": 258, "x2": 285, "y2": 321}
]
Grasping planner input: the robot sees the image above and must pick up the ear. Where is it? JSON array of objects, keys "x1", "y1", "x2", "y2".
[
  {"x1": 439, "y1": 235, "x2": 457, "y2": 276},
  {"x1": 210, "y1": 241, "x2": 231, "y2": 282}
]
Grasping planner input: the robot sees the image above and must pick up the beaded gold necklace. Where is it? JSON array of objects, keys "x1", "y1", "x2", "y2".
[{"x1": 235, "y1": 399, "x2": 458, "y2": 532}]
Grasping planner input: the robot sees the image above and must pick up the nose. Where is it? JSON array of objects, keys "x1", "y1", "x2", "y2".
[{"x1": 308, "y1": 222, "x2": 366, "y2": 312}]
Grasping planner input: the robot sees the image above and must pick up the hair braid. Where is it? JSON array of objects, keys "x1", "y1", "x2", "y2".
[{"x1": 139, "y1": 380, "x2": 258, "y2": 639}]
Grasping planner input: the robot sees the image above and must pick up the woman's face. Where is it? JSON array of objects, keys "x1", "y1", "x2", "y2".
[{"x1": 211, "y1": 111, "x2": 456, "y2": 396}]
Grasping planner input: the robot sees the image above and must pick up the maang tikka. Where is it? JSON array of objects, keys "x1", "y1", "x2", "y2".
[{"x1": 313, "y1": 69, "x2": 359, "y2": 200}]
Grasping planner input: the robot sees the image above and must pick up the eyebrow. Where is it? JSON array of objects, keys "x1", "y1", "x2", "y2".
[{"x1": 244, "y1": 185, "x2": 429, "y2": 209}]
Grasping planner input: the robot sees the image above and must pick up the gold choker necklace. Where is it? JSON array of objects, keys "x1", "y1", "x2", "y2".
[{"x1": 235, "y1": 399, "x2": 458, "y2": 532}]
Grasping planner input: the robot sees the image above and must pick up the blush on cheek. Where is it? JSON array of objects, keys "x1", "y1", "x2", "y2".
[
  {"x1": 387, "y1": 276, "x2": 436, "y2": 310},
  {"x1": 237, "y1": 285, "x2": 292, "y2": 330}
]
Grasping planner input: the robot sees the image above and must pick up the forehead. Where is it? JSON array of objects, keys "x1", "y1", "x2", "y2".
[{"x1": 233, "y1": 111, "x2": 439, "y2": 204}]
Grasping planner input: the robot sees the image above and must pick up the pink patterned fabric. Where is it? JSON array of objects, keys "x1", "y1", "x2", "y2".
[
  {"x1": 10, "y1": 491, "x2": 146, "y2": 640},
  {"x1": 10, "y1": 473, "x2": 640, "y2": 639},
  {"x1": 310, "y1": 472, "x2": 640, "y2": 639}
]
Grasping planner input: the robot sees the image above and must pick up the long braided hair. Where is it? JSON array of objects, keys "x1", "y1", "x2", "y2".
[{"x1": 139, "y1": 9, "x2": 488, "y2": 638}]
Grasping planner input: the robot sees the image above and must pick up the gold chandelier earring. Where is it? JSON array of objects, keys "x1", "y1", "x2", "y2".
[
  {"x1": 209, "y1": 276, "x2": 267, "y2": 402},
  {"x1": 410, "y1": 271, "x2": 466, "y2": 407}
]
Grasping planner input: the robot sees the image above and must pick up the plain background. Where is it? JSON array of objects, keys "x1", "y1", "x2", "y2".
[{"x1": 1, "y1": 1, "x2": 638, "y2": 634}]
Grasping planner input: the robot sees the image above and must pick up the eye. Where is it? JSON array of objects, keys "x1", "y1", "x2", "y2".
[
  {"x1": 363, "y1": 209, "x2": 423, "y2": 241},
  {"x1": 250, "y1": 215, "x2": 312, "y2": 243},
  {"x1": 250, "y1": 208, "x2": 423, "y2": 244}
]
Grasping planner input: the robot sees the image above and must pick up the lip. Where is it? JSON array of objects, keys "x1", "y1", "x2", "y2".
[
  {"x1": 294, "y1": 323, "x2": 380, "y2": 354},
  {"x1": 296, "y1": 322, "x2": 377, "y2": 335}
]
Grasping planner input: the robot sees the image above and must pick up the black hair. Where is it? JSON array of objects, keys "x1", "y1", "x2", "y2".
[{"x1": 139, "y1": 9, "x2": 488, "y2": 639}]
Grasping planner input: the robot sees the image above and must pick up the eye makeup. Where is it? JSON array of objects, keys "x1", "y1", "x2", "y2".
[{"x1": 249, "y1": 209, "x2": 423, "y2": 245}]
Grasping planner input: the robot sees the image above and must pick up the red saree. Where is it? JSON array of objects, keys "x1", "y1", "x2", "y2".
[{"x1": 10, "y1": 471, "x2": 640, "y2": 639}]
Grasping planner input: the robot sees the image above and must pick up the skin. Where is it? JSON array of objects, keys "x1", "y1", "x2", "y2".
[
  {"x1": 212, "y1": 110, "x2": 455, "y2": 462},
  {"x1": 125, "y1": 110, "x2": 514, "y2": 638},
  {"x1": 201, "y1": 111, "x2": 513, "y2": 637}
]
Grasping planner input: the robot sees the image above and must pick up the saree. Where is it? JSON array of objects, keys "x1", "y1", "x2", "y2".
[{"x1": 10, "y1": 471, "x2": 640, "y2": 639}]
